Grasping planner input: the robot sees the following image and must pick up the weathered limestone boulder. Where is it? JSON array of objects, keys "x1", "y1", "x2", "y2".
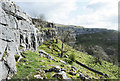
[
  {"x1": 34, "y1": 69, "x2": 46, "y2": 79},
  {"x1": 39, "y1": 50, "x2": 53, "y2": 59},
  {"x1": 78, "y1": 72, "x2": 85, "y2": 79},
  {"x1": 52, "y1": 71, "x2": 70, "y2": 80},
  {"x1": 68, "y1": 68, "x2": 77, "y2": 75},
  {"x1": 45, "y1": 66, "x2": 70, "y2": 80},
  {"x1": 59, "y1": 60, "x2": 67, "y2": 64},
  {"x1": 78, "y1": 71, "x2": 91, "y2": 80},
  {"x1": 45, "y1": 66, "x2": 61, "y2": 73},
  {"x1": 34, "y1": 74, "x2": 44, "y2": 79}
]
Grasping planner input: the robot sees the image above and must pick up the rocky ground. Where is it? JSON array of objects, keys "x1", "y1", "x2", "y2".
[{"x1": 10, "y1": 39, "x2": 119, "y2": 80}]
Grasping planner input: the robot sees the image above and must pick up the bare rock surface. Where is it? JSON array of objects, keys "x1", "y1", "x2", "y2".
[{"x1": 0, "y1": 0, "x2": 57, "y2": 80}]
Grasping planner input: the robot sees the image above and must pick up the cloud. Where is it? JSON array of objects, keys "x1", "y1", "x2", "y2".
[
  {"x1": 65, "y1": 0, "x2": 118, "y2": 30},
  {"x1": 47, "y1": 0, "x2": 78, "y2": 22},
  {"x1": 14, "y1": 0, "x2": 78, "y2": 22},
  {"x1": 13, "y1": 0, "x2": 118, "y2": 30}
]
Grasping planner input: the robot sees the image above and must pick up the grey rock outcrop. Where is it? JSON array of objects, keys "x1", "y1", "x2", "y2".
[
  {"x1": 68, "y1": 66, "x2": 77, "y2": 75},
  {"x1": 45, "y1": 66, "x2": 61, "y2": 73},
  {"x1": 41, "y1": 29, "x2": 57, "y2": 42},
  {"x1": 39, "y1": 50, "x2": 53, "y2": 60},
  {"x1": 0, "y1": 0, "x2": 56, "y2": 80},
  {"x1": 0, "y1": 0, "x2": 38, "y2": 80},
  {"x1": 32, "y1": 18, "x2": 55, "y2": 28},
  {"x1": 59, "y1": 60, "x2": 67, "y2": 64},
  {"x1": 52, "y1": 71, "x2": 70, "y2": 80},
  {"x1": 45, "y1": 66, "x2": 70, "y2": 80}
]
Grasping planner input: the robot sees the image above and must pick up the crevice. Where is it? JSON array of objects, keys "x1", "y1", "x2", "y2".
[
  {"x1": 1, "y1": 46, "x2": 15, "y2": 76},
  {"x1": 20, "y1": 34, "x2": 24, "y2": 44},
  {"x1": 31, "y1": 33, "x2": 36, "y2": 50},
  {"x1": 3, "y1": 9, "x2": 26, "y2": 21},
  {"x1": 0, "y1": 22, "x2": 8, "y2": 26},
  {"x1": 4, "y1": 60, "x2": 15, "y2": 75},
  {"x1": 14, "y1": 17, "x2": 18, "y2": 29},
  {"x1": 25, "y1": 36, "x2": 28, "y2": 44},
  {"x1": 1, "y1": 47, "x2": 8, "y2": 61},
  {"x1": 0, "y1": 38, "x2": 13, "y2": 42}
]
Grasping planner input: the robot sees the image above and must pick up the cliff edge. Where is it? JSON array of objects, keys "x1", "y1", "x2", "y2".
[{"x1": 0, "y1": 0, "x2": 54, "y2": 80}]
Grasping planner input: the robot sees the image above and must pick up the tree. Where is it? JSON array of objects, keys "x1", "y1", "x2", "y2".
[
  {"x1": 37, "y1": 14, "x2": 46, "y2": 23},
  {"x1": 92, "y1": 45, "x2": 109, "y2": 65},
  {"x1": 58, "y1": 28, "x2": 75, "y2": 58},
  {"x1": 69, "y1": 53, "x2": 76, "y2": 62}
]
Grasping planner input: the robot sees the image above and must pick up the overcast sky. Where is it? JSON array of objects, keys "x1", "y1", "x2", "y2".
[{"x1": 13, "y1": 0, "x2": 118, "y2": 30}]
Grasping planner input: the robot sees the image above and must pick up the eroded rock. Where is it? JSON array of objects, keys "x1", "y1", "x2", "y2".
[
  {"x1": 59, "y1": 60, "x2": 67, "y2": 64},
  {"x1": 0, "y1": 0, "x2": 41, "y2": 80},
  {"x1": 39, "y1": 50, "x2": 53, "y2": 59},
  {"x1": 0, "y1": 0, "x2": 57, "y2": 80},
  {"x1": 53, "y1": 71, "x2": 70, "y2": 80},
  {"x1": 78, "y1": 72, "x2": 85, "y2": 80},
  {"x1": 34, "y1": 74, "x2": 43, "y2": 79},
  {"x1": 45, "y1": 66, "x2": 61, "y2": 73},
  {"x1": 68, "y1": 66, "x2": 77, "y2": 75}
]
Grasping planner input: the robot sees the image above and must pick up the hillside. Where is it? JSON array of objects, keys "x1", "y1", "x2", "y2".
[
  {"x1": 55, "y1": 25, "x2": 118, "y2": 66},
  {"x1": 11, "y1": 39, "x2": 119, "y2": 80},
  {"x1": 0, "y1": 0, "x2": 119, "y2": 80},
  {"x1": 74, "y1": 31, "x2": 119, "y2": 65}
]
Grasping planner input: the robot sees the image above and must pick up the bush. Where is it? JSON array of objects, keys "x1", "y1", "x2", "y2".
[{"x1": 69, "y1": 53, "x2": 76, "y2": 62}]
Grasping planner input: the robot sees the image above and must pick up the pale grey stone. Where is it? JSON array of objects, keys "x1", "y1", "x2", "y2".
[
  {"x1": 0, "y1": 61, "x2": 8, "y2": 81},
  {"x1": 0, "y1": 39, "x2": 7, "y2": 60},
  {"x1": 0, "y1": 0, "x2": 56, "y2": 80},
  {"x1": 59, "y1": 60, "x2": 67, "y2": 64}
]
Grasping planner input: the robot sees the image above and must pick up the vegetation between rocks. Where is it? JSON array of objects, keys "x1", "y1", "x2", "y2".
[{"x1": 11, "y1": 39, "x2": 119, "y2": 80}]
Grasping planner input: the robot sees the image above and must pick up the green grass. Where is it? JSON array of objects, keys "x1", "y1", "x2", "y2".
[
  {"x1": 38, "y1": 39, "x2": 119, "y2": 79},
  {"x1": 11, "y1": 39, "x2": 119, "y2": 80},
  {"x1": 12, "y1": 51, "x2": 61, "y2": 79}
]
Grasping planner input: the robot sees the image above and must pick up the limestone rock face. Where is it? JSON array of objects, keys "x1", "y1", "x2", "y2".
[
  {"x1": 0, "y1": 0, "x2": 55, "y2": 80},
  {"x1": 56, "y1": 27, "x2": 107, "y2": 35}
]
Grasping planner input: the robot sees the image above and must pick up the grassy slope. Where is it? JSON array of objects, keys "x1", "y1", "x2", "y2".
[{"x1": 11, "y1": 39, "x2": 119, "y2": 80}]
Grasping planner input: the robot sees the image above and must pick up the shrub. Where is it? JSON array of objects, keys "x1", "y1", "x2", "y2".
[{"x1": 69, "y1": 53, "x2": 76, "y2": 62}]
